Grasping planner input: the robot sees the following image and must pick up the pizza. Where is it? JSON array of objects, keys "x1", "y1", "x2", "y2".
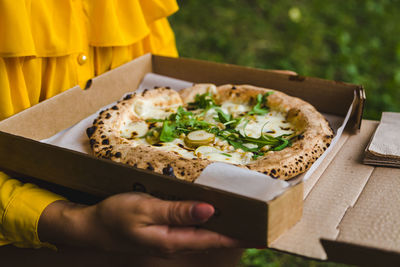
[{"x1": 86, "y1": 84, "x2": 333, "y2": 182}]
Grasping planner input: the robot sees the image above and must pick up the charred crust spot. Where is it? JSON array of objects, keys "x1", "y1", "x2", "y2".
[
  {"x1": 105, "y1": 113, "x2": 111, "y2": 119},
  {"x1": 105, "y1": 150, "x2": 111, "y2": 156},
  {"x1": 123, "y1": 94, "x2": 132, "y2": 100},
  {"x1": 93, "y1": 119, "x2": 97, "y2": 124},
  {"x1": 111, "y1": 105, "x2": 118, "y2": 110},
  {"x1": 180, "y1": 171, "x2": 185, "y2": 176},
  {"x1": 114, "y1": 152, "x2": 121, "y2": 158},
  {"x1": 101, "y1": 135, "x2": 106, "y2": 139},
  {"x1": 102, "y1": 139, "x2": 110, "y2": 145},
  {"x1": 271, "y1": 169, "x2": 276, "y2": 175},
  {"x1": 270, "y1": 173, "x2": 279, "y2": 179},
  {"x1": 327, "y1": 143, "x2": 331, "y2": 147},
  {"x1": 133, "y1": 163, "x2": 138, "y2": 168},
  {"x1": 98, "y1": 121, "x2": 104, "y2": 125},
  {"x1": 162, "y1": 165, "x2": 175, "y2": 176},
  {"x1": 99, "y1": 110, "x2": 105, "y2": 115},
  {"x1": 298, "y1": 134, "x2": 304, "y2": 140},
  {"x1": 263, "y1": 171, "x2": 269, "y2": 175},
  {"x1": 165, "y1": 86, "x2": 171, "y2": 89},
  {"x1": 86, "y1": 126, "x2": 97, "y2": 138},
  {"x1": 147, "y1": 163, "x2": 154, "y2": 171},
  {"x1": 154, "y1": 86, "x2": 159, "y2": 89},
  {"x1": 232, "y1": 86, "x2": 236, "y2": 90},
  {"x1": 89, "y1": 139, "x2": 96, "y2": 147},
  {"x1": 152, "y1": 143, "x2": 162, "y2": 147},
  {"x1": 142, "y1": 89, "x2": 148, "y2": 96}
]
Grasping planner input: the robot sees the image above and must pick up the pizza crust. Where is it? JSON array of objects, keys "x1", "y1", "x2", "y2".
[{"x1": 87, "y1": 84, "x2": 333, "y2": 181}]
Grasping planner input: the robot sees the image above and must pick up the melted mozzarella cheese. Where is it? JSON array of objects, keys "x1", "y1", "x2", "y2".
[
  {"x1": 120, "y1": 121, "x2": 148, "y2": 139},
  {"x1": 237, "y1": 110, "x2": 294, "y2": 138},
  {"x1": 154, "y1": 139, "x2": 196, "y2": 159},
  {"x1": 195, "y1": 146, "x2": 253, "y2": 164},
  {"x1": 220, "y1": 102, "x2": 250, "y2": 116},
  {"x1": 134, "y1": 99, "x2": 179, "y2": 120}
]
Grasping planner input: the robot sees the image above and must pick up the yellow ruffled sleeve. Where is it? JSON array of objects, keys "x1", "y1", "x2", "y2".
[{"x1": 0, "y1": 172, "x2": 66, "y2": 248}]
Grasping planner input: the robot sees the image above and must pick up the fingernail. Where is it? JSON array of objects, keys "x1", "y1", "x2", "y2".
[{"x1": 191, "y1": 203, "x2": 215, "y2": 222}]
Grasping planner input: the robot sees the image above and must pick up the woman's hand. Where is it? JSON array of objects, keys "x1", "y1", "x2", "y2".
[{"x1": 38, "y1": 192, "x2": 241, "y2": 256}]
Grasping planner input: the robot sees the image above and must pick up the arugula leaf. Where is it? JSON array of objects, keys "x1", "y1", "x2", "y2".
[
  {"x1": 187, "y1": 92, "x2": 216, "y2": 110},
  {"x1": 272, "y1": 138, "x2": 290, "y2": 151},
  {"x1": 214, "y1": 108, "x2": 231, "y2": 123},
  {"x1": 159, "y1": 121, "x2": 176, "y2": 142},
  {"x1": 248, "y1": 92, "x2": 273, "y2": 115},
  {"x1": 221, "y1": 153, "x2": 232, "y2": 157}
]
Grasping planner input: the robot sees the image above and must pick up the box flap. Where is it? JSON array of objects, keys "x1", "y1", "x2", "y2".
[
  {"x1": 270, "y1": 120, "x2": 377, "y2": 260},
  {"x1": 0, "y1": 54, "x2": 152, "y2": 140}
]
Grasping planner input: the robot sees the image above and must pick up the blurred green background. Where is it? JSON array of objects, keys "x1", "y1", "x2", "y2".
[
  {"x1": 169, "y1": 0, "x2": 400, "y2": 266},
  {"x1": 170, "y1": 0, "x2": 400, "y2": 121}
]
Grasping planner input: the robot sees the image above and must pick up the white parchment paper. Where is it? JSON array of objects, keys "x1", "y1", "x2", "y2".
[{"x1": 42, "y1": 73, "x2": 351, "y2": 202}]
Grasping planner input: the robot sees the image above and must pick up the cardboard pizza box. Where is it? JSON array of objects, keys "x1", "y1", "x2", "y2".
[{"x1": 0, "y1": 54, "x2": 365, "y2": 252}]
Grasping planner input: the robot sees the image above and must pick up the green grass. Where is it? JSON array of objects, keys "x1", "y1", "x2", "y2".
[{"x1": 169, "y1": 0, "x2": 400, "y2": 265}]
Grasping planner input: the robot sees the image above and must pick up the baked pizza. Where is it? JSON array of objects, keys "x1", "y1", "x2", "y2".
[{"x1": 86, "y1": 84, "x2": 333, "y2": 182}]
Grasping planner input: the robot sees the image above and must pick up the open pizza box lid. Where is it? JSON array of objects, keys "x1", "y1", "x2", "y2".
[{"x1": 2, "y1": 54, "x2": 393, "y2": 265}]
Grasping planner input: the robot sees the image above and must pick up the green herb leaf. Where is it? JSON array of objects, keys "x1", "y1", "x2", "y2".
[
  {"x1": 159, "y1": 121, "x2": 176, "y2": 142},
  {"x1": 221, "y1": 153, "x2": 232, "y2": 157},
  {"x1": 272, "y1": 138, "x2": 290, "y2": 151},
  {"x1": 215, "y1": 107, "x2": 231, "y2": 123},
  {"x1": 248, "y1": 92, "x2": 273, "y2": 115},
  {"x1": 187, "y1": 92, "x2": 216, "y2": 110}
]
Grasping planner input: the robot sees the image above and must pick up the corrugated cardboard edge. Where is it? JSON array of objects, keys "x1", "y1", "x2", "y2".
[{"x1": 267, "y1": 182, "x2": 303, "y2": 245}]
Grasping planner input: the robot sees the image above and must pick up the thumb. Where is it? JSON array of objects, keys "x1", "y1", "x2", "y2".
[{"x1": 151, "y1": 200, "x2": 215, "y2": 226}]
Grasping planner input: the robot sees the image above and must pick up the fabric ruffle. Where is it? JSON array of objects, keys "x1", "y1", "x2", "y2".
[{"x1": 0, "y1": 0, "x2": 178, "y2": 57}]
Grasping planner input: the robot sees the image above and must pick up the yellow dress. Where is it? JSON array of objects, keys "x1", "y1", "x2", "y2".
[{"x1": 0, "y1": 0, "x2": 178, "y2": 248}]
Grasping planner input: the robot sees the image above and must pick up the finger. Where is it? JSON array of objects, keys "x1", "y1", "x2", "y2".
[
  {"x1": 269, "y1": 69, "x2": 298, "y2": 75},
  {"x1": 145, "y1": 199, "x2": 215, "y2": 226},
  {"x1": 138, "y1": 225, "x2": 243, "y2": 254}
]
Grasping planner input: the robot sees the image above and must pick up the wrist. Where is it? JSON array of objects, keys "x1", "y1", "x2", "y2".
[{"x1": 38, "y1": 200, "x2": 90, "y2": 247}]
